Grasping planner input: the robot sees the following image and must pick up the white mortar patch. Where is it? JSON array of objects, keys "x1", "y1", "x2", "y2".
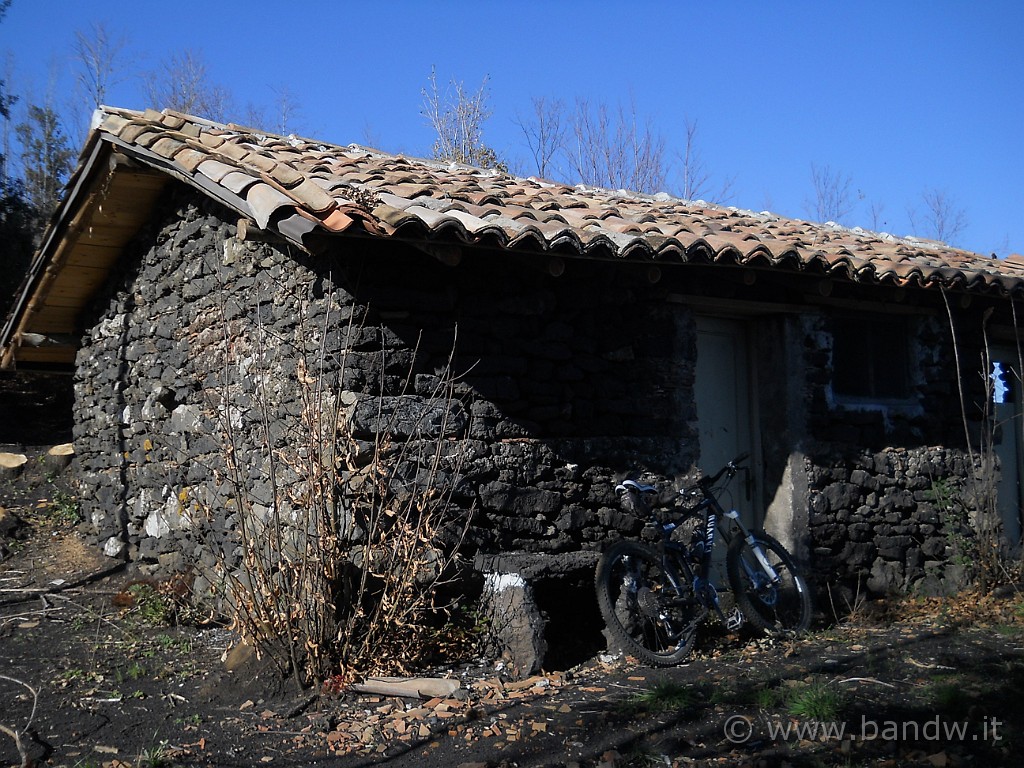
[{"x1": 483, "y1": 572, "x2": 526, "y2": 592}]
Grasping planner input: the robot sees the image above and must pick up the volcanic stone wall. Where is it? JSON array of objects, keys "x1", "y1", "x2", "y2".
[
  {"x1": 802, "y1": 312, "x2": 983, "y2": 596},
  {"x1": 71, "y1": 184, "x2": 997, "y2": 602},
  {"x1": 72, "y1": 187, "x2": 700, "y2": 581}
]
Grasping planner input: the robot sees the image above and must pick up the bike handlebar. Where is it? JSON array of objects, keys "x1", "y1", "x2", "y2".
[
  {"x1": 685, "y1": 452, "x2": 749, "y2": 495},
  {"x1": 614, "y1": 452, "x2": 750, "y2": 513}
]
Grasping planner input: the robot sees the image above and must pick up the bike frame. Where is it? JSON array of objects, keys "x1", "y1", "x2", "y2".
[{"x1": 621, "y1": 458, "x2": 784, "y2": 623}]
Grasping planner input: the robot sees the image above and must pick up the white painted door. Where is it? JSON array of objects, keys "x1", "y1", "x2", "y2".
[{"x1": 694, "y1": 316, "x2": 758, "y2": 529}]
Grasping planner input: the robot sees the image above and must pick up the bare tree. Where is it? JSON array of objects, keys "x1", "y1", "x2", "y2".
[
  {"x1": 240, "y1": 86, "x2": 303, "y2": 136},
  {"x1": 677, "y1": 117, "x2": 734, "y2": 203},
  {"x1": 910, "y1": 187, "x2": 968, "y2": 245},
  {"x1": 360, "y1": 120, "x2": 384, "y2": 150},
  {"x1": 68, "y1": 22, "x2": 129, "y2": 143},
  {"x1": 515, "y1": 96, "x2": 567, "y2": 179},
  {"x1": 73, "y1": 23, "x2": 128, "y2": 108},
  {"x1": 421, "y1": 68, "x2": 504, "y2": 169},
  {"x1": 268, "y1": 85, "x2": 303, "y2": 135},
  {"x1": 807, "y1": 163, "x2": 854, "y2": 223},
  {"x1": 568, "y1": 97, "x2": 667, "y2": 194},
  {"x1": 144, "y1": 49, "x2": 232, "y2": 121}
]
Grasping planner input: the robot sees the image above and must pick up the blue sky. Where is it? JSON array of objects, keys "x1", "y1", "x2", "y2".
[{"x1": 2, "y1": 1, "x2": 1022, "y2": 256}]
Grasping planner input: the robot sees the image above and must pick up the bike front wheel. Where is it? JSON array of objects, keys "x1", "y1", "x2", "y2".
[
  {"x1": 594, "y1": 540, "x2": 700, "y2": 666},
  {"x1": 727, "y1": 532, "x2": 812, "y2": 634}
]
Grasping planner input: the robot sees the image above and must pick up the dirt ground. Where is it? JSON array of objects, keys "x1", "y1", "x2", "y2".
[{"x1": 3, "y1": 446, "x2": 1024, "y2": 768}]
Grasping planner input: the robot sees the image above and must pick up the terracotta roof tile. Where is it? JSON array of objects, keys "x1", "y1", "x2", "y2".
[
  {"x1": 244, "y1": 152, "x2": 278, "y2": 174},
  {"x1": 196, "y1": 159, "x2": 236, "y2": 184},
  {"x1": 246, "y1": 184, "x2": 294, "y2": 229},
  {"x1": 221, "y1": 171, "x2": 260, "y2": 196},
  {"x1": 81, "y1": 107, "x2": 1024, "y2": 297},
  {"x1": 133, "y1": 129, "x2": 163, "y2": 148},
  {"x1": 150, "y1": 136, "x2": 187, "y2": 159},
  {"x1": 196, "y1": 131, "x2": 226, "y2": 150},
  {"x1": 175, "y1": 147, "x2": 209, "y2": 173}
]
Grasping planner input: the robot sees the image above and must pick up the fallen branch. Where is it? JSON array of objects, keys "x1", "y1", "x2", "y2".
[
  {"x1": 351, "y1": 677, "x2": 460, "y2": 699},
  {"x1": 0, "y1": 561, "x2": 126, "y2": 607},
  {"x1": 0, "y1": 675, "x2": 39, "y2": 768}
]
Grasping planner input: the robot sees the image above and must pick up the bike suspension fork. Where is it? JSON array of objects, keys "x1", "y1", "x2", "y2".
[{"x1": 724, "y1": 510, "x2": 781, "y2": 582}]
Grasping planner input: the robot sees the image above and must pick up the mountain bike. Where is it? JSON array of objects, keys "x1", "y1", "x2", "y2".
[{"x1": 595, "y1": 453, "x2": 812, "y2": 666}]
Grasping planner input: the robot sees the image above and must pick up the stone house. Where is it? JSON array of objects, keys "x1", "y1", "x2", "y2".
[{"x1": 3, "y1": 106, "x2": 1024, "y2": 617}]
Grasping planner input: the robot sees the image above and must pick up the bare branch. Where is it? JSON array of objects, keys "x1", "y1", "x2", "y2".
[
  {"x1": 678, "y1": 117, "x2": 708, "y2": 200},
  {"x1": 918, "y1": 187, "x2": 969, "y2": 245},
  {"x1": 144, "y1": 49, "x2": 232, "y2": 122},
  {"x1": 269, "y1": 84, "x2": 303, "y2": 136},
  {"x1": 867, "y1": 199, "x2": 888, "y2": 232},
  {"x1": 238, "y1": 87, "x2": 302, "y2": 136},
  {"x1": 0, "y1": 675, "x2": 39, "y2": 768},
  {"x1": 676, "y1": 117, "x2": 734, "y2": 203},
  {"x1": 514, "y1": 95, "x2": 567, "y2": 179},
  {"x1": 807, "y1": 163, "x2": 854, "y2": 223},
  {"x1": 568, "y1": 97, "x2": 667, "y2": 194}
]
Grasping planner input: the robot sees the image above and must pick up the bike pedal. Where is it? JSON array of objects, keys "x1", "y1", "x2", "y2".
[{"x1": 725, "y1": 607, "x2": 745, "y2": 631}]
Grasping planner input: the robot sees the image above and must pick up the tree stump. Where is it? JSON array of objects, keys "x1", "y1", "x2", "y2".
[
  {"x1": 0, "y1": 452, "x2": 28, "y2": 481},
  {"x1": 44, "y1": 443, "x2": 75, "y2": 474}
]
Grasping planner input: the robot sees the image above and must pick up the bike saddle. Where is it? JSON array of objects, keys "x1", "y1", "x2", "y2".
[{"x1": 616, "y1": 479, "x2": 657, "y2": 494}]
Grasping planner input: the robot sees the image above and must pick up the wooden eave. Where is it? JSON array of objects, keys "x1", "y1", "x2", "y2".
[{"x1": 0, "y1": 142, "x2": 168, "y2": 370}]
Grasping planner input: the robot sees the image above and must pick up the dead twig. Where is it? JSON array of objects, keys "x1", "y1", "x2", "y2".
[
  {"x1": 837, "y1": 677, "x2": 897, "y2": 688},
  {"x1": 905, "y1": 657, "x2": 956, "y2": 671},
  {"x1": 0, "y1": 675, "x2": 39, "y2": 768}
]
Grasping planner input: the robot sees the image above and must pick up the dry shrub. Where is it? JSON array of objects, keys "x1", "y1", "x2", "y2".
[{"x1": 199, "y1": 293, "x2": 473, "y2": 687}]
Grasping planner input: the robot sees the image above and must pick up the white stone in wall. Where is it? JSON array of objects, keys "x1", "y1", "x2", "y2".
[
  {"x1": 145, "y1": 507, "x2": 170, "y2": 538},
  {"x1": 170, "y1": 404, "x2": 203, "y2": 434},
  {"x1": 103, "y1": 536, "x2": 125, "y2": 557},
  {"x1": 95, "y1": 313, "x2": 127, "y2": 340},
  {"x1": 144, "y1": 489, "x2": 193, "y2": 537},
  {"x1": 141, "y1": 388, "x2": 170, "y2": 420}
]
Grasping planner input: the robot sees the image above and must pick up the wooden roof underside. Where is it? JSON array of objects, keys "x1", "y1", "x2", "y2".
[{"x1": 2, "y1": 152, "x2": 167, "y2": 369}]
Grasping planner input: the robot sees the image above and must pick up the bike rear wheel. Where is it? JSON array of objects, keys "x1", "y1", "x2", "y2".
[
  {"x1": 594, "y1": 540, "x2": 700, "y2": 666},
  {"x1": 727, "y1": 532, "x2": 812, "y2": 634}
]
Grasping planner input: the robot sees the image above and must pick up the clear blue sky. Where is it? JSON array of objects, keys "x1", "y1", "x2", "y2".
[{"x1": 3, "y1": 0, "x2": 1022, "y2": 256}]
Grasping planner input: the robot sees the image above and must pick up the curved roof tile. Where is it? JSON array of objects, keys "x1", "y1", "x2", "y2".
[{"x1": 81, "y1": 107, "x2": 1024, "y2": 297}]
